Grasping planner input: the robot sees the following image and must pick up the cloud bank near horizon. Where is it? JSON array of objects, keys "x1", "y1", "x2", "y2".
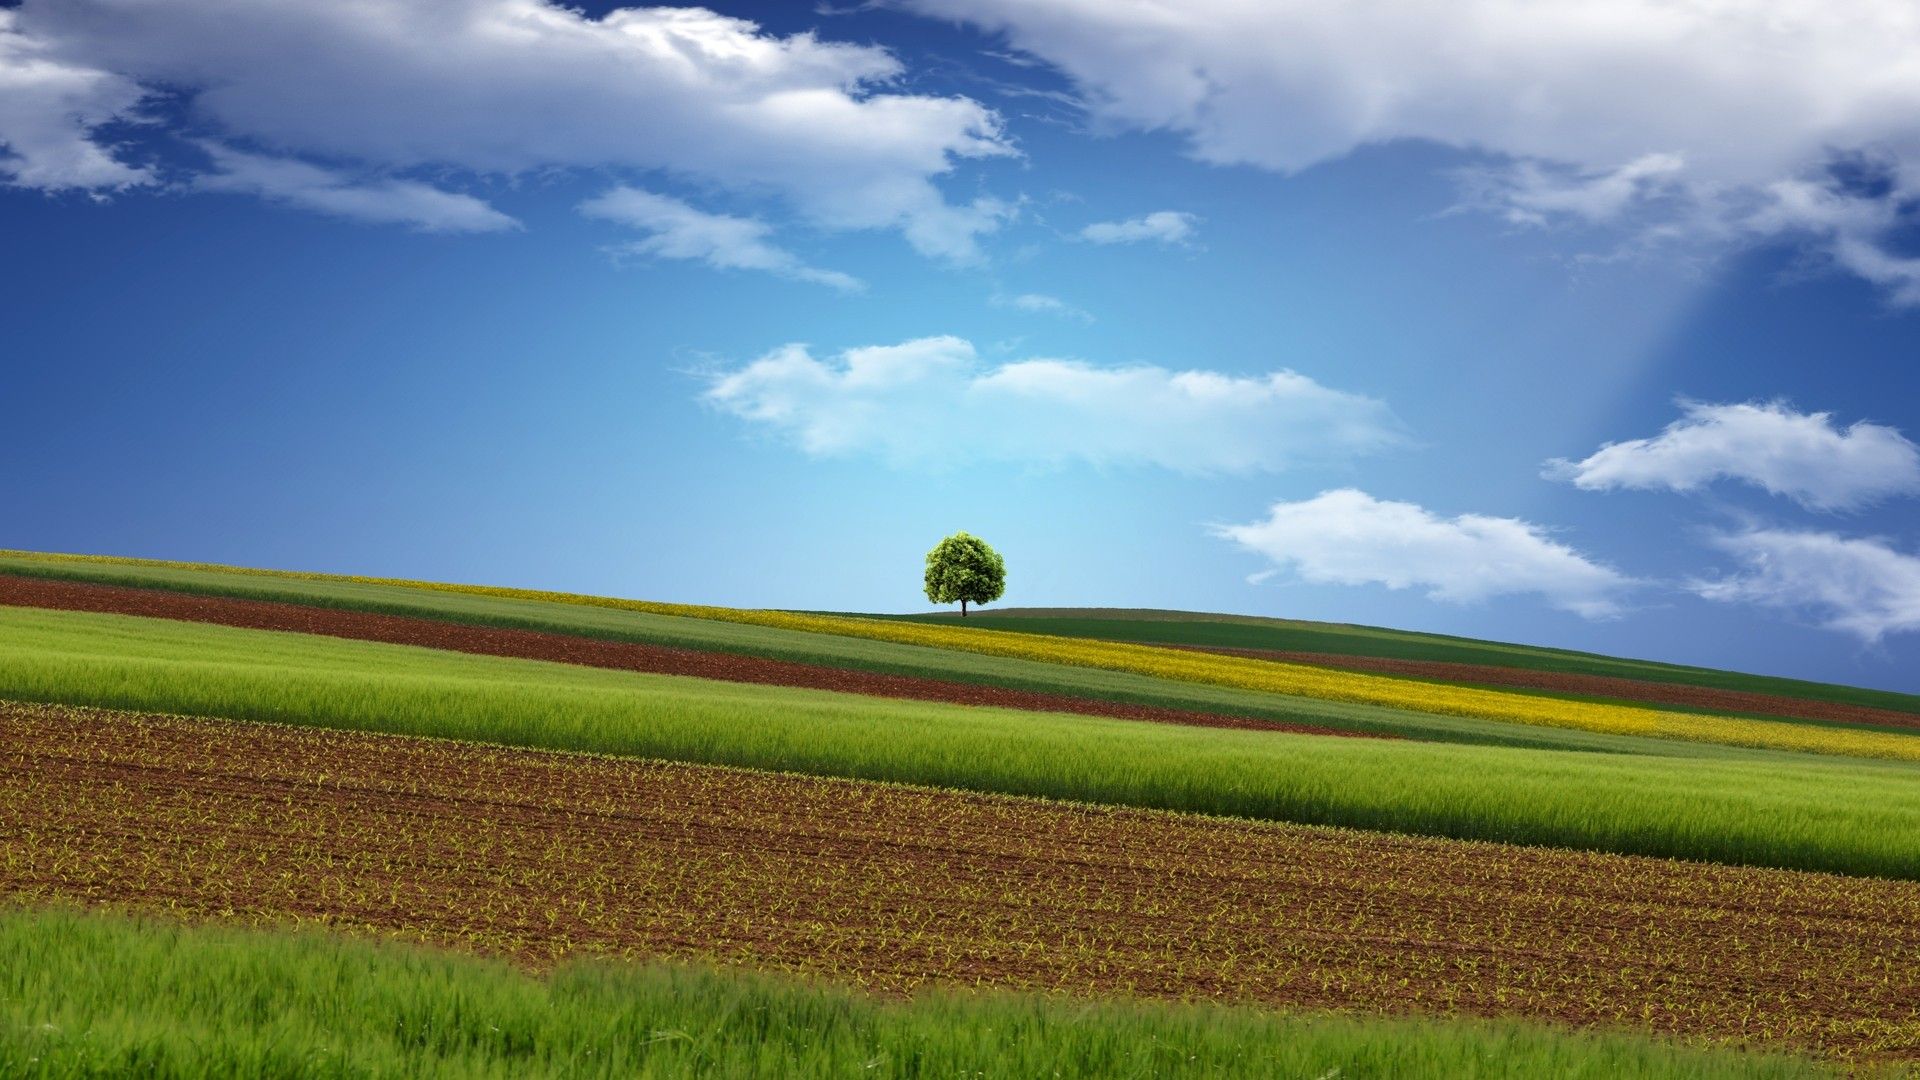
[{"x1": 1213, "y1": 489, "x2": 1633, "y2": 619}]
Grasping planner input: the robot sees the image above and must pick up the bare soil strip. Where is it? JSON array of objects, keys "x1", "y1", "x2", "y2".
[
  {"x1": 1164, "y1": 643, "x2": 1920, "y2": 733},
  {"x1": 0, "y1": 573, "x2": 1376, "y2": 739},
  {"x1": 4, "y1": 701, "x2": 1915, "y2": 1062}
]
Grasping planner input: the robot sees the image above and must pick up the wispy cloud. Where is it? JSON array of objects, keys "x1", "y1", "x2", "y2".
[
  {"x1": 703, "y1": 335, "x2": 1403, "y2": 471},
  {"x1": 194, "y1": 144, "x2": 519, "y2": 233},
  {"x1": 1078, "y1": 210, "x2": 1198, "y2": 246},
  {"x1": 1214, "y1": 489, "x2": 1633, "y2": 618},
  {"x1": 581, "y1": 187, "x2": 862, "y2": 292},
  {"x1": 1546, "y1": 400, "x2": 1920, "y2": 511},
  {"x1": 991, "y1": 291, "x2": 1092, "y2": 322},
  {"x1": 1693, "y1": 528, "x2": 1920, "y2": 643}
]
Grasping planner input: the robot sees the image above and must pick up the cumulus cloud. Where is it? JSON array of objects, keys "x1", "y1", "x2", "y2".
[
  {"x1": 1213, "y1": 489, "x2": 1632, "y2": 618},
  {"x1": 0, "y1": 9, "x2": 148, "y2": 190},
  {"x1": 581, "y1": 187, "x2": 862, "y2": 292},
  {"x1": 194, "y1": 144, "x2": 519, "y2": 233},
  {"x1": 1693, "y1": 529, "x2": 1920, "y2": 643},
  {"x1": 10, "y1": 0, "x2": 1012, "y2": 258},
  {"x1": 1078, "y1": 210, "x2": 1197, "y2": 245},
  {"x1": 905, "y1": 0, "x2": 1920, "y2": 300},
  {"x1": 702, "y1": 335, "x2": 1403, "y2": 471},
  {"x1": 991, "y1": 291, "x2": 1092, "y2": 321},
  {"x1": 1546, "y1": 401, "x2": 1920, "y2": 511}
]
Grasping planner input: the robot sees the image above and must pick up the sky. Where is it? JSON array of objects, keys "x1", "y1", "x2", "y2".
[{"x1": 6, "y1": 0, "x2": 1920, "y2": 691}]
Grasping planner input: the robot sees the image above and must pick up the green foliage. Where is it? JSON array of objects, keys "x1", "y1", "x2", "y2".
[
  {"x1": 0, "y1": 907, "x2": 1833, "y2": 1080},
  {"x1": 4, "y1": 606, "x2": 1919, "y2": 879},
  {"x1": 922, "y1": 532, "x2": 1005, "y2": 614}
]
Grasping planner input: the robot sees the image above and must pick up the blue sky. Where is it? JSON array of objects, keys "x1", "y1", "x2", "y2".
[{"x1": 7, "y1": 0, "x2": 1920, "y2": 691}]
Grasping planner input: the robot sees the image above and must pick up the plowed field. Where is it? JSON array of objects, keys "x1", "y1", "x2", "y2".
[
  {"x1": 1167, "y1": 644, "x2": 1920, "y2": 732},
  {"x1": 0, "y1": 574, "x2": 1373, "y2": 739},
  {"x1": 4, "y1": 701, "x2": 1915, "y2": 1063}
]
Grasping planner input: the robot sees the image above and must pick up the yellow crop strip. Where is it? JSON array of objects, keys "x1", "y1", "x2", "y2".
[{"x1": 11, "y1": 549, "x2": 1920, "y2": 762}]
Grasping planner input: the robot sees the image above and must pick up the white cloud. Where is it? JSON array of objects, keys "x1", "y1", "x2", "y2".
[
  {"x1": 905, "y1": 0, "x2": 1920, "y2": 300},
  {"x1": 992, "y1": 291, "x2": 1092, "y2": 321},
  {"x1": 0, "y1": 9, "x2": 148, "y2": 190},
  {"x1": 1214, "y1": 489, "x2": 1632, "y2": 618},
  {"x1": 1693, "y1": 529, "x2": 1920, "y2": 643},
  {"x1": 703, "y1": 335, "x2": 1403, "y2": 471},
  {"x1": 1079, "y1": 210, "x2": 1197, "y2": 245},
  {"x1": 581, "y1": 187, "x2": 862, "y2": 292},
  {"x1": 1469, "y1": 153, "x2": 1688, "y2": 228},
  {"x1": 193, "y1": 144, "x2": 518, "y2": 233},
  {"x1": 12, "y1": 0, "x2": 1012, "y2": 258},
  {"x1": 1546, "y1": 401, "x2": 1920, "y2": 512}
]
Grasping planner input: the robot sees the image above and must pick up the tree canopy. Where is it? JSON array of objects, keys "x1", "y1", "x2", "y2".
[{"x1": 923, "y1": 532, "x2": 1006, "y2": 616}]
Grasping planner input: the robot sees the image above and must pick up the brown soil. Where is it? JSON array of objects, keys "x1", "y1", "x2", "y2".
[
  {"x1": 1166, "y1": 644, "x2": 1920, "y2": 733},
  {"x1": 0, "y1": 573, "x2": 1383, "y2": 740},
  {"x1": 4, "y1": 700, "x2": 1916, "y2": 1062}
]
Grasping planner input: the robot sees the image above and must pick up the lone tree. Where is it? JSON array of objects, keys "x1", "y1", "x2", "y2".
[{"x1": 923, "y1": 532, "x2": 1005, "y2": 616}]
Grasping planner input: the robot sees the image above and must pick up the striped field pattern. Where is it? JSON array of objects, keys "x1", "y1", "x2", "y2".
[{"x1": 9, "y1": 551, "x2": 1917, "y2": 762}]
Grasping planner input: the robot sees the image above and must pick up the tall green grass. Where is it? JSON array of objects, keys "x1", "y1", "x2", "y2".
[
  {"x1": 6, "y1": 606, "x2": 1918, "y2": 879},
  {"x1": 0, "y1": 906, "x2": 1830, "y2": 1079},
  {"x1": 0, "y1": 552, "x2": 1841, "y2": 755}
]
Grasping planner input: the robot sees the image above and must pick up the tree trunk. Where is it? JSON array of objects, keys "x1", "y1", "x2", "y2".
[{"x1": 961, "y1": 599, "x2": 968, "y2": 616}]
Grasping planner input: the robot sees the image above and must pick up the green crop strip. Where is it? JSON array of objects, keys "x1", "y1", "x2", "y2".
[{"x1": 4, "y1": 606, "x2": 1917, "y2": 879}]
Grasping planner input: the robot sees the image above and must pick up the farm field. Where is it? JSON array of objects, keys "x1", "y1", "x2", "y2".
[
  {"x1": 7, "y1": 605, "x2": 1920, "y2": 879},
  {"x1": 6, "y1": 701, "x2": 1916, "y2": 1066},
  {"x1": 887, "y1": 608, "x2": 1920, "y2": 715},
  {"x1": 4, "y1": 550, "x2": 1920, "y2": 1073},
  {"x1": 1160, "y1": 644, "x2": 1920, "y2": 731},
  {"x1": 1, "y1": 911, "x2": 1835, "y2": 1080},
  {"x1": 0, "y1": 573, "x2": 1361, "y2": 739},
  {"x1": 8, "y1": 551, "x2": 1920, "y2": 758},
  {"x1": 0, "y1": 552, "x2": 1714, "y2": 751}
]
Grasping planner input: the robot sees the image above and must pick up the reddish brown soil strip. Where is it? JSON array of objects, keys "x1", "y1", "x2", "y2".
[
  {"x1": 1164, "y1": 643, "x2": 1920, "y2": 733},
  {"x1": 0, "y1": 572, "x2": 1384, "y2": 740},
  {"x1": 4, "y1": 701, "x2": 1915, "y2": 1062}
]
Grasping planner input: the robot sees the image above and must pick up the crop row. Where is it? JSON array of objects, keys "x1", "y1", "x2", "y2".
[
  {"x1": 695, "y1": 612, "x2": 1920, "y2": 761},
  {"x1": 3, "y1": 701, "x2": 1916, "y2": 1063},
  {"x1": 0, "y1": 556, "x2": 1706, "y2": 752},
  {"x1": 9, "y1": 605, "x2": 1920, "y2": 879},
  {"x1": 8, "y1": 550, "x2": 1913, "y2": 761}
]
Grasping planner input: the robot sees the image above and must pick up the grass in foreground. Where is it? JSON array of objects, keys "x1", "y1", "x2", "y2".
[
  {"x1": 5, "y1": 606, "x2": 1918, "y2": 879},
  {"x1": 0, "y1": 906, "x2": 1837, "y2": 1079}
]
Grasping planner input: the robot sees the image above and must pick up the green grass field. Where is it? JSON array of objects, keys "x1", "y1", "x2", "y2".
[
  {"x1": 0, "y1": 551, "x2": 1748, "y2": 752},
  {"x1": 7, "y1": 605, "x2": 1919, "y2": 879},
  {"x1": 0, "y1": 906, "x2": 1832, "y2": 1080},
  {"x1": 886, "y1": 609, "x2": 1920, "y2": 715}
]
